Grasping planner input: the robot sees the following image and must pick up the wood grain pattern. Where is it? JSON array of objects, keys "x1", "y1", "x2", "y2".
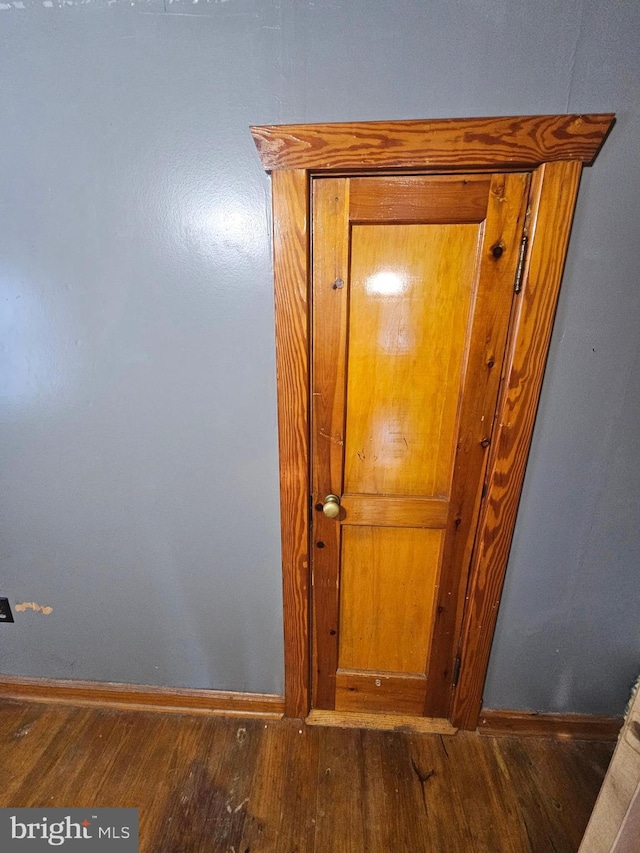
[
  {"x1": 244, "y1": 716, "x2": 320, "y2": 852},
  {"x1": 409, "y1": 732, "x2": 487, "y2": 849},
  {"x1": 335, "y1": 670, "x2": 426, "y2": 715},
  {"x1": 313, "y1": 726, "x2": 366, "y2": 852},
  {"x1": 344, "y1": 221, "x2": 480, "y2": 497},
  {"x1": 479, "y1": 708, "x2": 623, "y2": 741},
  {"x1": 349, "y1": 174, "x2": 490, "y2": 222},
  {"x1": 423, "y1": 171, "x2": 531, "y2": 718},
  {"x1": 360, "y1": 729, "x2": 433, "y2": 850},
  {"x1": 311, "y1": 177, "x2": 350, "y2": 711},
  {"x1": 451, "y1": 161, "x2": 584, "y2": 731},
  {"x1": 271, "y1": 168, "x2": 311, "y2": 718},
  {"x1": 0, "y1": 699, "x2": 613, "y2": 851},
  {"x1": 340, "y1": 494, "x2": 448, "y2": 527},
  {"x1": 338, "y1": 526, "x2": 442, "y2": 675},
  {"x1": 251, "y1": 114, "x2": 614, "y2": 171},
  {"x1": 0, "y1": 675, "x2": 284, "y2": 717},
  {"x1": 489, "y1": 735, "x2": 606, "y2": 850},
  {"x1": 306, "y1": 709, "x2": 457, "y2": 734}
]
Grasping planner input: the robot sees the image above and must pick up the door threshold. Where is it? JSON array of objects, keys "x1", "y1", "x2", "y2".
[{"x1": 306, "y1": 709, "x2": 457, "y2": 735}]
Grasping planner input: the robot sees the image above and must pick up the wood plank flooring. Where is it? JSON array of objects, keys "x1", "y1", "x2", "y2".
[{"x1": 0, "y1": 700, "x2": 613, "y2": 852}]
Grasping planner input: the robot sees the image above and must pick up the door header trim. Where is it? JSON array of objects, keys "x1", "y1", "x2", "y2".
[{"x1": 251, "y1": 114, "x2": 614, "y2": 172}]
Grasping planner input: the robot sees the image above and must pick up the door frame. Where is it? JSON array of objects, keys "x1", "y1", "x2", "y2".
[{"x1": 250, "y1": 114, "x2": 614, "y2": 729}]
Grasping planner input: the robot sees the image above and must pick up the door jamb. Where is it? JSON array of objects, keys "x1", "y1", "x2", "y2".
[{"x1": 251, "y1": 114, "x2": 614, "y2": 727}]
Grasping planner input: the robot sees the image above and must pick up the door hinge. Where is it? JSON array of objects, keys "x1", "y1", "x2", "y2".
[
  {"x1": 514, "y1": 205, "x2": 531, "y2": 295},
  {"x1": 452, "y1": 656, "x2": 461, "y2": 687},
  {"x1": 513, "y1": 233, "x2": 529, "y2": 294}
]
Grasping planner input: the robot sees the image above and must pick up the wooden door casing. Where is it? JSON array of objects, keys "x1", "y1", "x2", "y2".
[
  {"x1": 311, "y1": 173, "x2": 530, "y2": 719},
  {"x1": 251, "y1": 115, "x2": 614, "y2": 725}
]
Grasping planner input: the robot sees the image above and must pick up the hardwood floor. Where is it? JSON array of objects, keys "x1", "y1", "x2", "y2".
[{"x1": 0, "y1": 700, "x2": 613, "y2": 852}]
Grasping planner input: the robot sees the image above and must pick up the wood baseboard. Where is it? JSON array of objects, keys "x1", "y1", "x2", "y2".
[
  {"x1": 478, "y1": 708, "x2": 623, "y2": 741},
  {"x1": 0, "y1": 675, "x2": 284, "y2": 719},
  {"x1": 306, "y1": 709, "x2": 457, "y2": 735}
]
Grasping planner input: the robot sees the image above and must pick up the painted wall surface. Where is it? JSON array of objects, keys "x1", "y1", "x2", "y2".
[{"x1": 0, "y1": 0, "x2": 638, "y2": 712}]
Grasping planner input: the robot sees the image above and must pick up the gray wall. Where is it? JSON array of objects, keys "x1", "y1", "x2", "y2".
[{"x1": 0, "y1": 0, "x2": 638, "y2": 713}]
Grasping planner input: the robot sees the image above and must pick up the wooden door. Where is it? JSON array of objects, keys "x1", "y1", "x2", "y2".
[
  {"x1": 311, "y1": 172, "x2": 530, "y2": 720},
  {"x1": 252, "y1": 114, "x2": 614, "y2": 725}
]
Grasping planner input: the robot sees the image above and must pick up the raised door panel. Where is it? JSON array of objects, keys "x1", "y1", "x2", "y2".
[{"x1": 344, "y1": 222, "x2": 480, "y2": 498}]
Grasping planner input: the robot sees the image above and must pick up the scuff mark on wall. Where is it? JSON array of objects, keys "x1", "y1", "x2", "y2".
[{"x1": 15, "y1": 601, "x2": 54, "y2": 615}]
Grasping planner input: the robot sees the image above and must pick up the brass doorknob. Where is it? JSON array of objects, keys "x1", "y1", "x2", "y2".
[{"x1": 322, "y1": 494, "x2": 341, "y2": 519}]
